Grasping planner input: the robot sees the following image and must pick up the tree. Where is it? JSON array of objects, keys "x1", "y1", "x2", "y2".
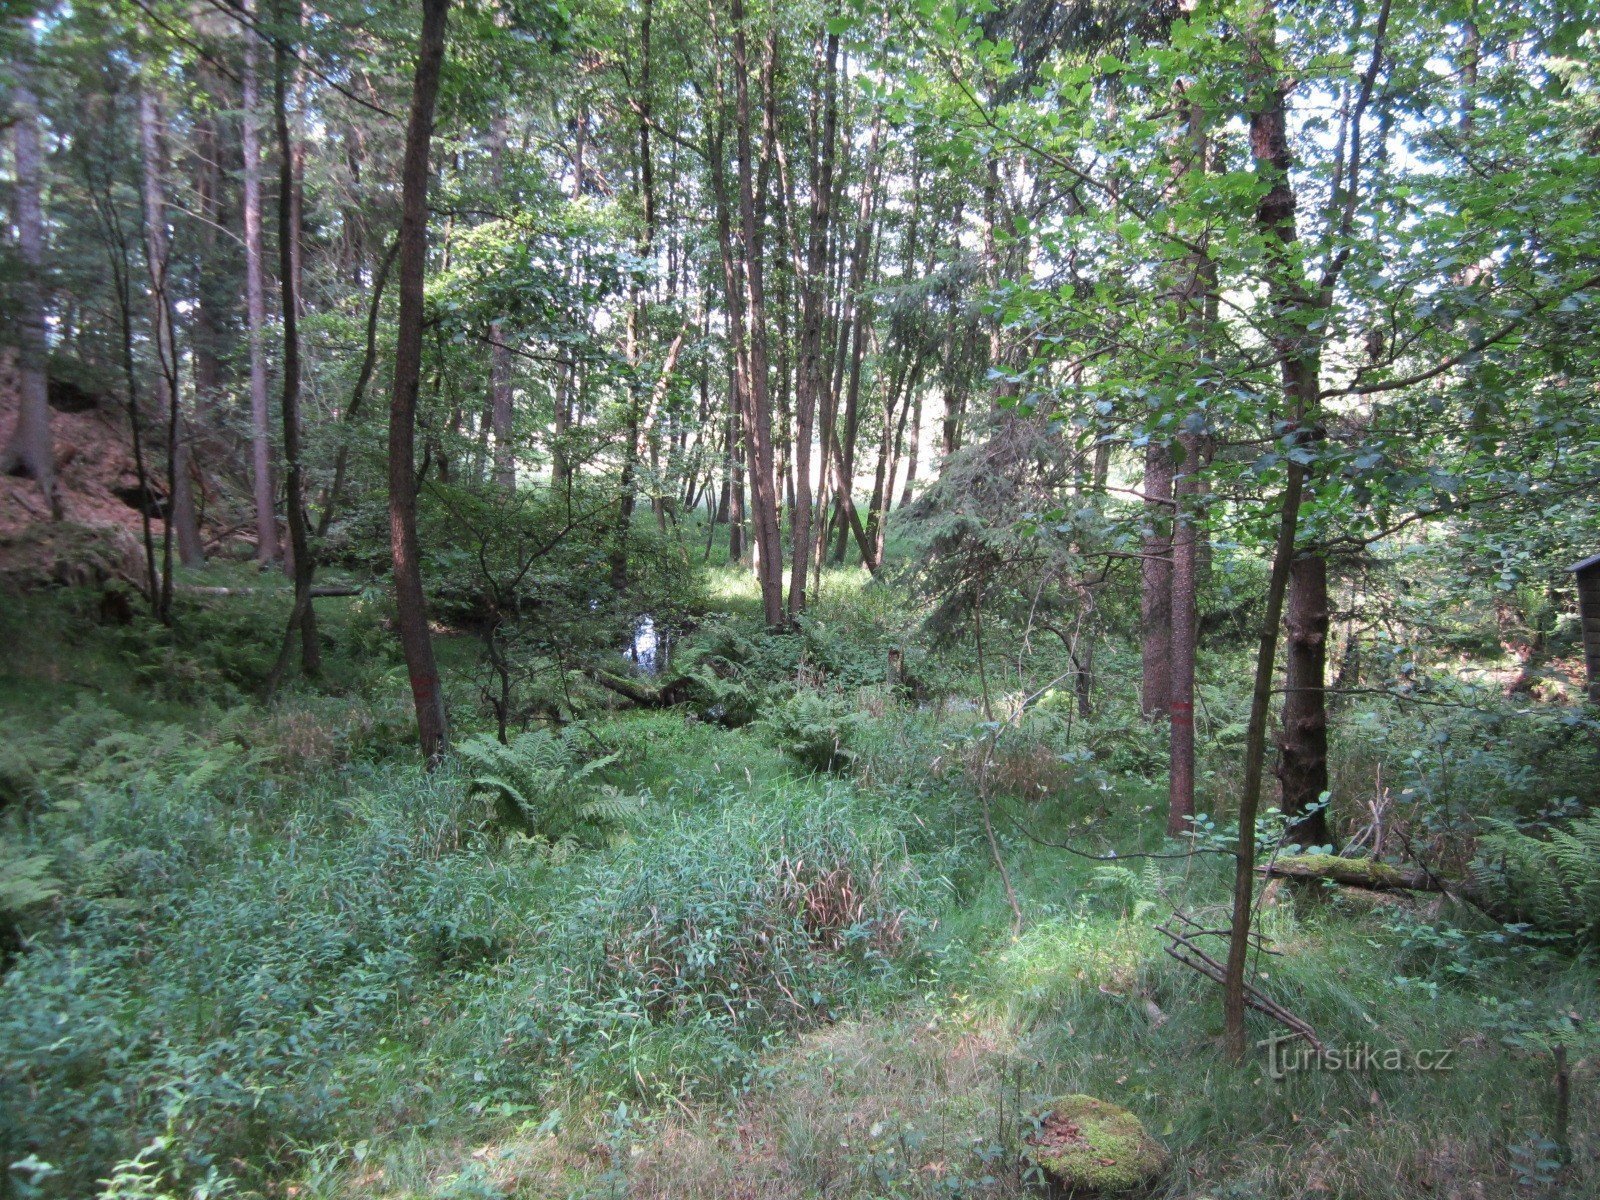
[
  {"x1": 488, "y1": 113, "x2": 515, "y2": 491},
  {"x1": 137, "y1": 83, "x2": 205, "y2": 618},
  {"x1": 1, "y1": 51, "x2": 60, "y2": 519},
  {"x1": 785, "y1": 28, "x2": 839, "y2": 618},
  {"x1": 388, "y1": 0, "x2": 450, "y2": 761},
  {"x1": 269, "y1": 0, "x2": 319, "y2": 685},
  {"x1": 240, "y1": 10, "x2": 279, "y2": 564}
]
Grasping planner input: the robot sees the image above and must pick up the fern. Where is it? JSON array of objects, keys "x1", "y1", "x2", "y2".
[
  {"x1": 1, "y1": 845, "x2": 61, "y2": 915},
  {"x1": 1474, "y1": 814, "x2": 1600, "y2": 942},
  {"x1": 763, "y1": 691, "x2": 865, "y2": 773},
  {"x1": 458, "y1": 728, "x2": 635, "y2": 850}
]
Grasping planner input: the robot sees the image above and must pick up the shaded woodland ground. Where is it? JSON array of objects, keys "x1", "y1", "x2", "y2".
[{"x1": 3, "y1": 0, "x2": 1600, "y2": 1197}]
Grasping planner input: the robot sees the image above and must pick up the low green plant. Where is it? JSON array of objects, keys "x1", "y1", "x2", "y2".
[
  {"x1": 468, "y1": 787, "x2": 932, "y2": 1104},
  {"x1": 764, "y1": 690, "x2": 866, "y2": 773},
  {"x1": 458, "y1": 727, "x2": 636, "y2": 853},
  {"x1": 1474, "y1": 812, "x2": 1600, "y2": 942}
]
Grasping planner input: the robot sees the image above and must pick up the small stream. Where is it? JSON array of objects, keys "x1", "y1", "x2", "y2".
[{"x1": 626, "y1": 614, "x2": 672, "y2": 676}]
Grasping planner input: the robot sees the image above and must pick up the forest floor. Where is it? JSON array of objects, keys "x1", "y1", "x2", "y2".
[{"x1": 1, "y1": 566, "x2": 1596, "y2": 1200}]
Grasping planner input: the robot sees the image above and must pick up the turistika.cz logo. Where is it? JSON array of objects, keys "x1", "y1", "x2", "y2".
[{"x1": 1258, "y1": 1032, "x2": 1457, "y2": 1079}]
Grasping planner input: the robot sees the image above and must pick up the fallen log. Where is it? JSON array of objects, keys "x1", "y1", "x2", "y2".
[
  {"x1": 179, "y1": 583, "x2": 364, "y2": 599},
  {"x1": 582, "y1": 665, "x2": 692, "y2": 708},
  {"x1": 1262, "y1": 854, "x2": 1521, "y2": 928},
  {"x1": 1260, "y1": 853, "x2": 1437, "y2": 892}
]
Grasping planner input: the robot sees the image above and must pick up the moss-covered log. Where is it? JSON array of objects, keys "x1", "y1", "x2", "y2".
[
  {"x1": 581, "y1": 665, "x2": 692, "y2": 708},
  {"x1": 1262, "y1": 854, "x2": 1436, "y2": 891}
]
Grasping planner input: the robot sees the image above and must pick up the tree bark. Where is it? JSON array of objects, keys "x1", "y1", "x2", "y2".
[
  {"x1": 388, "y1": 0, "x2": 451, "y2": 762},
  {"x1": 488, "y1": 114, "x2": 515, "y2": 490},
  {"x1": 138, "y1": 86, "x2": 205, "y2": 599},
  {"x1": 0, "y1": 56, "x2": 59, "y2": 518},
  {"x1": 190, "y1": 66, "x2": 226, "y2": 432},
  {"x1": 1140, "y1": 443, "x2": 1173, "y2": 718},
  {"x1": 1168, "y1": 434, "x2": 1199, "y2": 835},
  {"x1": 241, "y1": 19, "x2": 280, "y2": 563},
  {"x1": 898, "y1": 386, "x2": 923, "y2": 508},
  {"x1": 271, "y1": 3, "x2": 320, "y2": 682},
  {"x1": 1225, "y1": 8, "x2": 1320, "y2": 1058},
  {"x1": 730, "y1": 7, "x2": 786, "y2": 625},
  {"x1": 610, "y1": 0, "x2": 660, "y2": 592},
  {"x1": 1276, "y1": 551, "x2": 1332, "y2": 846},
  {"x1": 1167, "y1": 96, "x2": 1212, "y2": 836},
  {"x1": 831, "y1": 100, "x2": 884, "y2": 564}
]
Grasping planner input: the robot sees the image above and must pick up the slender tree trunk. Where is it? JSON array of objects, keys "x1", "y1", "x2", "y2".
[
  {"x1": 898, "y1": 386, "x2": 922, "y2": 508},
  {"x1": 726, "y1": 393, "x2": 745, "y2": 560},
  {"x1": 1226, "y1": 6, "x2": 1330, "y2": 1056},
  {"x1": 1140, "y1": 444, "x2": 1173, "y2": 718},
  {"x1": 831, "y1": 101, "x2": 884, "y2": 564},
  {"x1": 488, "y1": 115, "x2": 515, "y2": 490},
  {"x1": 106, "y1": 218, "x2": 161, "y2": 610},
  {"x1": 730, "y1": 9, "x2": 785, "y2": 625},
  {"x1": 0, "y1": 57, "x2": 59, "y2": 518},
  {"x1": 138, "y1": 87, "x2": 205, "y2": 603},
  {"x1": 271, "y1": 4, "x2": 319, "y2": 681},
  {"x1": 1167, "y1": 97, "x2": 1212, "y2": 836},
  {"x1": 1168, "y1": 434, "x2": 1199, "y2": 835},
  {"x1": 320, "y1": 235, "x2": 398, "y2": 537},
  {"x1": 241, "y1": 21, "x2": 279, "y2": 563},
  {"x1": 388, "y1": 0, "x2": 451, "y2": 762},
  {"x1": 191, "y1": 69, "x2": 225, "y2": 433},
  {"x1": 611, "y1": 0, "x2": 661, "y2": 592}
]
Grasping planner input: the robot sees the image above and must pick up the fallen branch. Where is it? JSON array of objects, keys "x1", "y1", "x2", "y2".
[{"x1": 1157, "y1": 913, "x2": 1324, "y2": 1053}]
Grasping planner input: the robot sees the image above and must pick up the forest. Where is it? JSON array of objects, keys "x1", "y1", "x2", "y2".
[{"x1": 1, "y1": 0, "x2": 1598, "y2": 1196}]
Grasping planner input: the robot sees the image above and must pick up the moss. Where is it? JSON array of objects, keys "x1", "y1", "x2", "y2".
[
  {"x1": 1025, "y1": 1094, "x2": 1168, "y2": 1195},
  {"x1": 1277, "y1": 852, "x2": 1415, "y2": 889}
]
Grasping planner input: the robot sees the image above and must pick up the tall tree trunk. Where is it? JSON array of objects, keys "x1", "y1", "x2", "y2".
[
  {"x1": 1167, "y1": 96, "x2": 1212, "y2": 836},
  {"x1": 1267, "y1": 0, "x2": 1396, "y2": 848},
  {"x1": 388, "y1": 0, "x2": 451, "y2": 762},
  {"x1": 831, "y1": 100, "x2": 884, "y2": 564},
  {"x1": 190, "y1": 68, "x2": 226, "y2": 433},
  {"x1": 611, "y1": 0, "x2": 659, "y2": 593},
  {"x1": 898, "y1": 385, "x2": 922, "y2": 508},
  {"x1": 100, "y1": 192, "x2": 161, "y2": 608},
  {"x1": 1277, "y1": 552, "x2": 1332, "y2": 845},
  {"x1": 271, "y1": 3, "x2": 319, "y2": 681},
  {"x1": 730, "y1": 9, "x2": 785, "y2": 625},
  {"x1": 0, "y1": 56, "x2": 59, "y2": 518},
  {"x1": 241, "y1": 20, "x2": 279, "y2": 563},
  {"x1": 1140, "y1": 443, "x2": 1173, "y2": 718},
  {"x1": 138, "y1": 87, "x2": 205, "y2": 596},
  {"x1": 488, "y1": 114, "x2": 515, "y2": 490},
  {"x1": 1226, "y1": 0, "x2": 1371, "y2": 1055},
  {"x1": 1168, "y1": 434, "x2": 1199, "y2": 836},
  {"x1": 726, "y1": 392, "x2": 745, "y2": 561}
]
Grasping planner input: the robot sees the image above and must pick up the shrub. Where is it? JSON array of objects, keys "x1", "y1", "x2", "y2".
[
  {"x1": 764, "y1": 690, "x2": 866, "y2": 773},
  {"x1": 1474, "y1": 812, "x2": 1600, "y2": 943},
  {"x1": 457, "y1": 727, "x2": 636, "y2": 852}
]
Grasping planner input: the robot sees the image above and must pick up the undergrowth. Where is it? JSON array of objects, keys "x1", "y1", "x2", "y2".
[{"x1": 2, "y1": 570, "x2": 1596, "y2": 1200}]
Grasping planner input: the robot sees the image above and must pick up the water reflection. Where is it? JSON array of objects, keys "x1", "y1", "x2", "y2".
[{"x1": 628, "y1": 614, "x2": 670, "y2": 675}]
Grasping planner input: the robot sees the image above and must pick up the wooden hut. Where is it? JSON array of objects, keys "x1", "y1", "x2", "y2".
[{"x1": 1572, "y1": 553, "x2": 1600, "y2": 705}]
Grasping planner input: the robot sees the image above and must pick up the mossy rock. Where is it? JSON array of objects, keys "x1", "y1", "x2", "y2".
[{"x1": 1024, "y1": 1095, "x2": 1168, "y2": 1196}]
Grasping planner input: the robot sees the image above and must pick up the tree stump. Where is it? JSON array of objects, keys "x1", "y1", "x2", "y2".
[{"x1": 1024, "y1": 1095, "x2": 1169, "y2": 1196}]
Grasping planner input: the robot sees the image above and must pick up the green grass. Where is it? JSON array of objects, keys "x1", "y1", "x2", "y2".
[{"x1": 2, "y1": 565, "x2": 1596, "y2": 1200}]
